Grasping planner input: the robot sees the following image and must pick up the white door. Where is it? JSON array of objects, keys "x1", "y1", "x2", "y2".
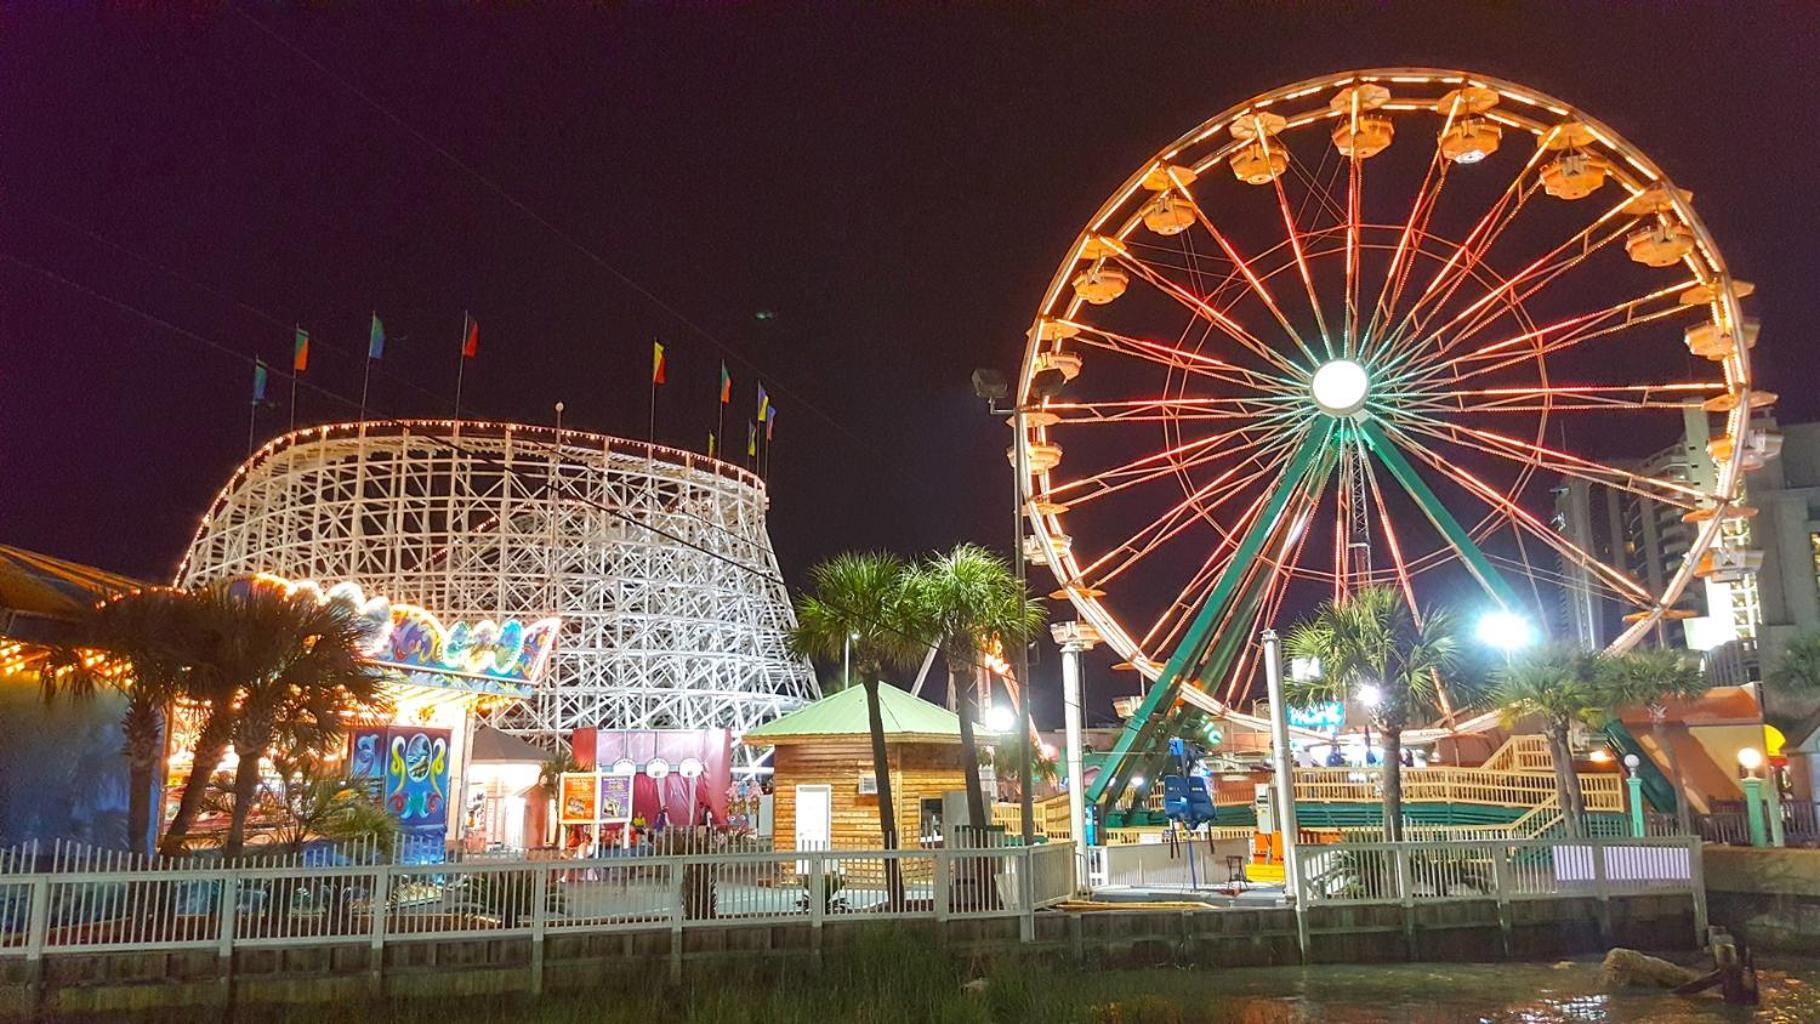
[{"x1": 795, "y1": 784, "x2": 832, "y2": 871}]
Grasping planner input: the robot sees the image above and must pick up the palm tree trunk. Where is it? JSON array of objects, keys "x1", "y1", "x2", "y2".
[
  {"x1": 1548, "y1": 723, "x2": 1585, "y2": 838},
  {"x1": 861, "y1": 677, "x2": 905, "y2": 909},
  {"x1": 121, "y1": 699, "x2": 165, "y2": 858},
  {"x1": 1381, "y1": 729, "x2": 1404, "y2": 842},
  {"x1": 159, "y1": 708, "x2": 234, "y2": 858},
  {"x1": 222, "y1": 732, "x2": 269, "y2": 858},
  {"x1": 950, "y1": 657, "x2": 988, "y2": 834},
  {"x1": 1650, "y1": 707, "x2": 1693, "y2": 836}
]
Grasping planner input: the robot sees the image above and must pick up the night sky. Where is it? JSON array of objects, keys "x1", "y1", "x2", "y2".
[{"x1": 3, "y1": 5, "x2": 1818, "y2": 722}]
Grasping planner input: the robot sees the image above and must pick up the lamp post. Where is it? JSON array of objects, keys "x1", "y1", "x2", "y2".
[
  {"x1": 1052, "y1": 620, "x2": 1099, "y2": 891},
  {"x1": 1738, "y1": 747, "x2": 1769, "y2": 848},
  {"x1": 975, "y1": 364, "x2": 1070, "y2": 847},
  {"x1": 1622, "y1": 753, "x2": 1646, "y2": 837},
  {"x1": 1261, "y1": 629, "x2": 1300, "y2": 902}
]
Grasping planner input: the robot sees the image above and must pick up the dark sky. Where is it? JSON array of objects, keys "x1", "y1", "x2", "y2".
[{"x1": 3, "y1": 4, "x2": 1818, "y2": 721}]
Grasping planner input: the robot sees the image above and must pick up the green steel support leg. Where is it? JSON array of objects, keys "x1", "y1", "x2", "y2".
[
  {"x1": 1358, "y1": 418, "x2": 1522, "y2": 611},
  {"x1": 1085, "y1": 425, "x2": 1334, "y2": 808}
]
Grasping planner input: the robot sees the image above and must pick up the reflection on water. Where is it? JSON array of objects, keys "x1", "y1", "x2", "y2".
[{"x1": 1094, "y1": 959, "x2": 1820, "y2": 1023}]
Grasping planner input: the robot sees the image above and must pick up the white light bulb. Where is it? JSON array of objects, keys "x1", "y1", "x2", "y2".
[
  {"x1": 1476, "y1": 611, "x2": 1534, "y2": 651},
  {"x1": 1311, "y1": 360, "x2": 1369, "y2": 416}
]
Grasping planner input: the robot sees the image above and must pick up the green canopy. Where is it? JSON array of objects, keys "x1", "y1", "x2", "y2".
[{"x1": 743, "y1": 684, "x2": 969, "y2": 745}]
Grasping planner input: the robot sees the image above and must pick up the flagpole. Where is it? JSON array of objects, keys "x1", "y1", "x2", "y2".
[
  {"x1": 288, "y1": 369, "x2": 299, "y2": 433},
  {"x1": 454, "y1": 311, "x2": 468, "y2": 418},
  {"x1": 359, "y1": 358, "x2": 373, "y2": 423},
  {"x1": 648, "y1": 339, "x2": 658, "y2": 445},
  {"x1": 247, "y1": 399, "x2": 258, "y2": 457}
]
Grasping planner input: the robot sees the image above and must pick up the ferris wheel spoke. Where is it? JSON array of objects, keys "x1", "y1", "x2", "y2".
[
  {"x1": 1363, "y1": 112, "x2": 1457, "y2": 349},
  {"x1": 1370, "y1": 132, "x2": 1558, "y2": 363},
  {"x1": 1391, "y1": 412, "x2": 1712, "y2": 508},
  {"x1": 1139, "y1": 486, "x2": 1275, "y2": 654},
  {"x1": 1079, "y1": 441, "x2": 1298, "y2": 588},
  {"x1": 1383, "y1": 425, "x2": 1656, "y2": 607},
  {"x1": 1397, "y1": 384, "x2": 1723, "y2": 417},
  {"x1": 1044, "y1": 419, "x2": 1291, "y2": 505},
  {"x1": 1105, "y1": 248, "x2": 1307, "y2": 377},
  {"x1": 1043, "y1": 395, "x2": 1298, "y2": 425},
  {"x1": 1169, "y1": 183, "x2": 1321, "y2": 361},
  {"x1": 1061, "y1": 322, "x2": 1295, "y2": 393},
  {"x1": 1386, "y1": 193, "x2": 1642, "y2": 373},
  {"x1": 1409, "y1": 289, "x2": 1700, "y2": 388},
  {"x1": 1264, "y1": 165, "x2": 1335, "y2": 352}
]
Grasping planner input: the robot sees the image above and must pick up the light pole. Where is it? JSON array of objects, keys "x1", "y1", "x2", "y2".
[
  {"x1": 1261, "y1": 629, "x2": 1300, "y2": 901},
  {"x1": 1052, "y1": 620, "x2": 1099, "y2": 891},
  {"x1": 975, "y1": 364, "x2": 1070, "y2": 847},
  {"x1": 1738, "y1": 747, "x2": 1768, "y2": 848}
]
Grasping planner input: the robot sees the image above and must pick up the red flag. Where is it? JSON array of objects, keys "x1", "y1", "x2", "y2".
[
  {"x1": 652, "y1": 340, "x2": 667, "y2": 385},
  {"x1": 462, "y1": 315, "x2": 479, "y2": 359}
]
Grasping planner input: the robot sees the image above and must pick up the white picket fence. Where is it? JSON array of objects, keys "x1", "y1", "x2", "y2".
[
  {"x1": 1294, "y1": 835, "x2": 1703, "y2": 912},
  {"x1": 0, "y1": 842, "x2": 1078, "y2": 961}
]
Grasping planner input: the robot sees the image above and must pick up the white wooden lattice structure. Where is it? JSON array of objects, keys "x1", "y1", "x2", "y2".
[{"x1": 177, "y1": 420, "x2": 817, "y2": 758}]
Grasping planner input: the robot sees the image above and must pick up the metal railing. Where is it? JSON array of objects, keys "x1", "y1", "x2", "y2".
[
  {"x1": 1698, "y1": 799, "x2": 1820, "y2": 847},
  {"x1": 0, "y1": 842, "x2": 1078, "y2": 961},
  {"x1": 1295, "y1": 835, "x2": 1703, "y2": 910}
]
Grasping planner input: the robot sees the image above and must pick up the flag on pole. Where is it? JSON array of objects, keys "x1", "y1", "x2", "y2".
[
  {"x1": 652, "y1": 340, "x2": 667, "y2": 384},
  {"x1": 765, "y1": 404, "x2": 777, "y2": 442},
  {"x1": 292, "y1": 328, "x2": 310, "y2": 372},
  {"x1": 368, "y1": 314, "x2": 386, "y2": 360},
  {"x1": 757, "y1": 384, "x2": 770, "y2": 423},
  {"x1": 719, "y1": 362, "x2": 731, "y2": 403},
  {"x1": 707, "y1": 431, "x2": 717, "y2": 459},
  {"x1": 251, "y1": 361, "x2": 268, "y2": 403},
  {"x1": 747, "y1": 420, "x2": 757, "y2": 457},
  {"x1": 462, "y1": 315, "x2": 479, "y2": 359}
]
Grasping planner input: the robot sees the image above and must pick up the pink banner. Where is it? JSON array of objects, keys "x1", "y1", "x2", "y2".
[{"x1": 572, "y1": 728, "x2": 732, "y2": 826}]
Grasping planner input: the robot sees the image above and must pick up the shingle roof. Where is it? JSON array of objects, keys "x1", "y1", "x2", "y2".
[{"x1": 742, "y1": 684, "x2": 967, "y2": 744}]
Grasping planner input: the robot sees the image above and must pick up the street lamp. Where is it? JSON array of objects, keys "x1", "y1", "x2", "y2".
[
  {"x1": 975, "y1": 363, "x2": 1070, "y2": 847},
  {"x1": 1737, "y1": 747, "x2": 1769, "y2": 848},
  {"x1": 1622, "y1": 753, "x2": 1645, "y2": 837},
  {"x1": 983, "y1": 705, "x2": 1018, "y2": 734},
  {"x1": 1356, "y1": 683, "x2": 1383, "y2": 707},
  {"x1": 1475, "y1": 610, "x2": 1534, "y2": 653}
]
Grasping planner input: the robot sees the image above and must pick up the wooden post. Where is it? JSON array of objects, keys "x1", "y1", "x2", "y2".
[
  {"x1": 1019, "y1": 847, "x2": 1036, "y2": 943},
  {"x1": 216, "y1": 874, "x2": 240, "y2": 1009},
  {"x1": 25, "y1": 875, "x2": 49, "y2": 1013},
  {"x1": 933, "y1": 849, "x2": 950, "y2": 925},
  {"x1": 808, "y1": 852, "x2": 826, "y2": 970},
  {"x1": 1394, "y1": 845, "x2": 1415, "y2": 960},
  {"x1": 1590, "y1": 837, "x2": 1613, "y2": 946},
  {"x1": 530, "y1": 864, "x2": 548, "y2": 996},
  {"x1": 669, "y1": 857, "x2": 686, "y2": 983},
  {"x1": 1686, "y1": 834, "x2": 1709, "y2": 948},
  {"x1": 1492, "y1": 843, "x2": 1513, "y2": 958},
  {"x1": 369, "y1": 865, "x2": 391, "y2": 997}
]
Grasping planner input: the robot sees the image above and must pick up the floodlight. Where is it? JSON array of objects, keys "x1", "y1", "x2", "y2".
[
  {"x1": 983, "y1": 705, "x2": 1017, "y2": 733},
  {"x1": 1356, "y1": 683, "x2": 1382, "y2": 707},
  {"x1": 971, "y1": 368, "x2": 1009, "y2": 401},
  {"x1": 1476, "y1": 610, "x2": 1534, "y2": 651}
]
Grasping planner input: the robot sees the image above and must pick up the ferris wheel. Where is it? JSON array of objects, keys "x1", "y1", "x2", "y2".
[{"x1": 1015, "y1": 70, "x2": 1763, "y2": 768}]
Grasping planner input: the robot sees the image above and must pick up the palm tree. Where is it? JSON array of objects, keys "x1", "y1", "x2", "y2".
[
  {"x1": 1602, "y1": 646, "x2": 1708, "y2": 835},
  {"x1": 40, "y1": 589, "x2": 192, "y2": 856},
  {"x1": 788, "y1": 553, "x2": 923, "y2": 853},
  {"x1": 1284, "y1": 586, "x2": 1458, "y2": 842},
  {"x1": 904, "y1": 545, "x2": 1045, "y2": 833},
  {"x1": 220, "y1": 591, "x2": 384, "y2": 858},
  {"x1": 1491, "y1": 645, "x2": 1609, "y2": 837}
]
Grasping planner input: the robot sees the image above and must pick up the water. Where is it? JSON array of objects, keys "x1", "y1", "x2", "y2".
[{"x1": 1096, "y1": 958, "x2": 1820, "y2": 1023}]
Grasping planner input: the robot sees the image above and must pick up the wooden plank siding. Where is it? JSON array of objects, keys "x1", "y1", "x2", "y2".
[{"x1": 771, "y1": 738, "x2": 968, "y2": 852}]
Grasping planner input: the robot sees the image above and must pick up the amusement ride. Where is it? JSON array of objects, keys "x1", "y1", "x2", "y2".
[{"x1": 1011, "y1": 70, "x2": 1763, "y2": 815}]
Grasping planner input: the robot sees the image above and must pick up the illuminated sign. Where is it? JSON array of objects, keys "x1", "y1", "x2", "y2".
[{"x1": 1287, "y1": 701, "x2": 1344, "y2": 734}]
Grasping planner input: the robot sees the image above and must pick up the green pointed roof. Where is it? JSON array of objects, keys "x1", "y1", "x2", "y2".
[{"x1": 743, "y1": 684, "x2": 966, "y2": 745}]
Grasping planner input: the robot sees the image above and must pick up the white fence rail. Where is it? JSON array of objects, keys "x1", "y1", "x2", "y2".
[
  {"x1": 0, "y1": 842, "x2": 1078, "y2": 960},
  {"x1": 1295, "y1": 835, "x2": 1702, "y2": 908}
]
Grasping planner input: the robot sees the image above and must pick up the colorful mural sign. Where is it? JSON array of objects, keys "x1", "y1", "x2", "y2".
[
  {"x1": 1288, "y1": 701, "x2": 1345, "y2": 734},
  {"x1": 599, "y1": 774, "x2": 633, "y2": 820},
  {"x1": 238, "y1": 573, "x2": 560, "y2": 697},
  {"x1": 384, "y1": 727, "x2": 451, "y2": 840}
]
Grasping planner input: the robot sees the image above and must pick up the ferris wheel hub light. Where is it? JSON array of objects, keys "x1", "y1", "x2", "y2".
[{"x1": 1311, "y1": 359, "x2": 1370, "y2": 417}]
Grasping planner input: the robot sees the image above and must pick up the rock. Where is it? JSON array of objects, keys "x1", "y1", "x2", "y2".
[{"x1": 1600, "y1": 948, "x2": 1700, "y2": 989}]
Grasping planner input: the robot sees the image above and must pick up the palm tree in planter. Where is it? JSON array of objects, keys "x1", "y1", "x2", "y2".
[
  {"x1": 1284, "y1": 586, "x2": 1459, "y2": 842},
  {"x1": 788, "y1": 552, "x2": 923, "y2": 906},
  {"x1": 39, "y1": 588, "x2": 193, "y2": 856},
  {"x1": 904, "y1": 544, "x2": 1046, "y2": 835},
  {"x1": 1491, "y1": 645, "x2": 1614, "y2": 838},
  {"x1": 1602, "y1": 646, "x2": 1709, "y2": 835},
  {"x1": 220, "y1": 589, "x2": 386, "y2": 858}
]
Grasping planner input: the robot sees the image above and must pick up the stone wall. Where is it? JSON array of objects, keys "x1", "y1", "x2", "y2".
[
  {"x1": 1703, "y1": 845, "x2": 1820, "y2": 954},
  {"x1": 0, "y1": 894, "x2": 1697, "y2": 1020}
]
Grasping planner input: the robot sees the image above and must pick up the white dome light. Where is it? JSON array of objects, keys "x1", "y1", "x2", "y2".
[{"x1": 1311, "y1": 359, "x2": 1370, "y2": 416}]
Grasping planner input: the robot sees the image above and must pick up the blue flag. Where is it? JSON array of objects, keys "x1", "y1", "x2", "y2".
[
  {"x1": 251, "y1": 360, "x2": 268, "y2": 403},
  {"x1": 368, "y1": 313, "x2": 386, "y2": 360}
]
